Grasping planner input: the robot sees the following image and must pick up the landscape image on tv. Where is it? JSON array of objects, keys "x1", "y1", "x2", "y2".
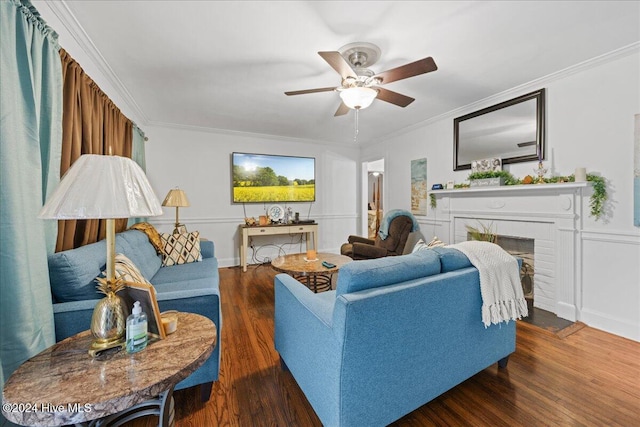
[{"x1": 232, "y1": 152, "x2": 316, "y2": 203}]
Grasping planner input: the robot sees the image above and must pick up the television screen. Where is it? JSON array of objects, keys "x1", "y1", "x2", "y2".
[{"x1": 232, "y1": 152, "x2": 316, "y2": 203}]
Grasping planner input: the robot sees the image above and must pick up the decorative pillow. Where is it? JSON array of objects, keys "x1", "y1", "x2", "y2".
[
  {"x1": 160, "y1": 231, "x2": 202, "y2": 266},
  {"x1": 111, "y1": 253, "x2": 152, "y2": 284},
  {"x1": 412, "y1": 236, "x2": 446, "y2": 253},
  {"x1": 129, "y1": 222, "x2": 163, "y2": 255}
]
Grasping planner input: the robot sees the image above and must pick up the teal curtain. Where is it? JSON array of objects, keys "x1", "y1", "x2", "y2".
[
  {"x1": 128, "y1": 124, "x2": 148, "y2": 226},
  {"x1": 0, "y1": 0, "x2": 62, "y2": 406}
]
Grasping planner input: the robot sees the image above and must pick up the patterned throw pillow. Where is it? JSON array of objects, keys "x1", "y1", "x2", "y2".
[
  {"x1": 160, "y1": 231, "x2": 202, "y2": 266},
  {"x1": 100, "y1": 253, "x2": 152, "y2": 285}
]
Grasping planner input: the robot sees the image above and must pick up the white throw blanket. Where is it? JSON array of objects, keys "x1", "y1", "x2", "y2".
[{"x1": 448, "y1": 241, "x2": 529, "y2": 327}]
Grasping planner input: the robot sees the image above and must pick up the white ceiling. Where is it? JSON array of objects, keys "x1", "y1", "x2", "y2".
[{"x1": 53, "y1": 1, "x2": 639, "y2": 145}]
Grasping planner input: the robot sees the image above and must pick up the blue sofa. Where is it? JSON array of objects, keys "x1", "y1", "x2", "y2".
[
  {"x1": 48, "y1": 229, "x2": 221, "y2": 399},
  {"x1": 274, "y1": 248, "x2": 516, "y2": 427}
]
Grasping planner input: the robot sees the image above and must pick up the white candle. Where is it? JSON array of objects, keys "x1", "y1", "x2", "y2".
[{"x1": 575, "y1": 167, "x2": 587, "y2": 182}]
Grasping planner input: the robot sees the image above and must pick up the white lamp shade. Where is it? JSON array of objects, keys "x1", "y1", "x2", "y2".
[
  {"x1": 339, "y1": 87, "x2": 378, "y2": 109},
  {"x1": 39, "y1": 154, "x2": 162, "y2": 219}
]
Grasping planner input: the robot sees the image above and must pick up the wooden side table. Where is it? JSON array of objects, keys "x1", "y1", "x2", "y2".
[
  {"x1": 271, "y1": 252, "x2": 352, "y2": 292},
  {"x1": 2, "y1": 312, "x2": 216, "y2": 427},
  {"x1": 240, "y1": 223, "x2": 318, "y2": 272}
]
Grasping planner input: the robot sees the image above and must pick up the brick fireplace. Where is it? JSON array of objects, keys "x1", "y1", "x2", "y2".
[{"x1": 432, "y1": 182, "x2": 590, "y2": 321}]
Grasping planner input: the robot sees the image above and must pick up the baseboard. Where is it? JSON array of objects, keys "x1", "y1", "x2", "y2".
[{"x1": 580, "y1": 308, "x2": 639, "y2": 342}]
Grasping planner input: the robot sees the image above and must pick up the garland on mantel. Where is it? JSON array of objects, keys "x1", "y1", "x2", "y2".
[{"x1": 431, "y1": 171, "x2": 608, "y2": 221}]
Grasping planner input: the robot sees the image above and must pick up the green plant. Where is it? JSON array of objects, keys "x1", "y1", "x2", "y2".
[
  {"x1": 429, "y1": 193, "x2": 437, "y2": 209},
  {"x1": 458, "y1": 170, "x2": 608, "y2": 221},
  {"x1": 467, "y1": 170, "x2": 519, "y2": 185},
  {"x1": 465, "y1": 222, "x2": 497, "y2": 243},
  {"x1": 532, "y1": 173, "x2": 607, "y2": 220},
  {"x1": 586, "y1": 174, "x2": 607, "y2": 221}
]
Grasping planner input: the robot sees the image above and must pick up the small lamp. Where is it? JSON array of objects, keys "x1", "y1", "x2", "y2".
[
  {"x1": 39, "y1": 154, "x2": 162, "y2": 356},
  {"x1": 162, "y1": 188, "x2": 190, "y2": 234}
]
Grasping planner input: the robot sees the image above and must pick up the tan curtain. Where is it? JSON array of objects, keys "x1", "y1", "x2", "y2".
[{"x1": 56, "y1": 49, "x2": 133, "y2": 252}]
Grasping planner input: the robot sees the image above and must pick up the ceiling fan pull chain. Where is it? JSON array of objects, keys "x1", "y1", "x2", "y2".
[{"x1": 354, "y1": 108, "x2": 359, "y2": 142}]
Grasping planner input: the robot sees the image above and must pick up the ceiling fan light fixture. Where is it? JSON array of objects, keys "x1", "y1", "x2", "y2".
[{"x1": 339, "y1": 87, "x2": 378, "y2": 110}]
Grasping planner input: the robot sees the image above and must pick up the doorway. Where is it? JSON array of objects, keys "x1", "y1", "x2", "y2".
[{"x1": 362, "y1": 159, "x2": 384, "y2": 238}]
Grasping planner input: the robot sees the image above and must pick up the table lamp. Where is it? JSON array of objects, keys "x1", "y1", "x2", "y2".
[
  {"x1": 162, "y1": 188, "x2": 190, "y2": 234},
  {"x1": 39, "y1": 154, "x2": 162, "y2": 355}
]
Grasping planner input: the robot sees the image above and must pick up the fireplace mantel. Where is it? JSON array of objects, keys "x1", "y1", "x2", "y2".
[
  {"x1": 430, "y1": 181, "x2": 592, "y2": 322},
  {"x1": 430, "y1": 181, "x2": 590, "y2": 196}
]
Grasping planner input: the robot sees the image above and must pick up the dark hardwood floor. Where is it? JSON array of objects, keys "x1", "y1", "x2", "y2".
[{"x1": 130, "y1": 265, "x2": 640, "y2": 427}]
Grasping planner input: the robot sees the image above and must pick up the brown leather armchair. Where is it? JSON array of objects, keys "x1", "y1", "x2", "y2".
[{"x1": 341, "y1": 214, "x2": 414, "y2": 260}]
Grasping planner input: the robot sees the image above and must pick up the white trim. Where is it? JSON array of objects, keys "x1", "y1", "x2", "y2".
[
  {"x1": 431, "y1": 182, "x2": 589, "y2": 196},
  {"x1": 146, "y1": 120, "x2": 343, "y2": 147},
  {"x1": 581, "y1": 229, "x2": 640, "y2": 245},
  {"x1": 581, "y1": 308, "x2": 640, "y2": 342},
  {"x1": 149, "y1": 213, "x2": 358, "y2": 226}
]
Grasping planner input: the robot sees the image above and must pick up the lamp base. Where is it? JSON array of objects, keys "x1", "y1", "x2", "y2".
[
  {"x1": 88, "y1": 336, "x2": 126, "y2": 357},
  {"x1": 172, "y1": 223, "x2": 187, "y2": 235}
]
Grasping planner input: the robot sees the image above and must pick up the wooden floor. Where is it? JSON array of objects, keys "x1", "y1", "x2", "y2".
[{"x1": 130, "y1": 265, "x2": 640, "y2": 427}]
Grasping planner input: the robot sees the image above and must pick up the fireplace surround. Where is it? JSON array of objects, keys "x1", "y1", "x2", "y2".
[{"x1": 431, "y1": 182, "x2": 590, "y2": 321}]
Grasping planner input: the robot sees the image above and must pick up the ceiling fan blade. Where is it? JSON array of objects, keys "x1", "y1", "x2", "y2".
[
  {"x1": 334, "y1": 102, "x2": 350, "y2": 116},
  {"x1": 318, "y1": 51, "x2": 357, "y2": 79},
  {"x1": 375, "y1": 87, "x2": 415, "y2": 107},
  {"x1": 374, "y1": 57, "x2": 437, "y2": 85},
  {"x1": 285, "y1": 87, "x2": 337, "y2": 96}
]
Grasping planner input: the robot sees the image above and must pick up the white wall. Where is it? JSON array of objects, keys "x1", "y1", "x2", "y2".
[
  {"x1": 362, "y1": 48, "x2": 640, "y2": 341},
  {"x1": 144, "y1": 126, "x2": 359, "y2": 267},
  {"x1": 37, "y1": 0, "x2": 638, "y2": 340}
]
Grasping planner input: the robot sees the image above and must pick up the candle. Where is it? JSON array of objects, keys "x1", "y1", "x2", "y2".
[
  {"x1": 575, "y1": 167, "x2": 587, "y2": 182},
  {"x1": 537, "y1": 149, "x2": 542, "y2": 162}
]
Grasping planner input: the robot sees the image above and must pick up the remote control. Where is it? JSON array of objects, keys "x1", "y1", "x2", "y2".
[{"x1": 322, "y1": 261, "x2": 336, "y2": 269}]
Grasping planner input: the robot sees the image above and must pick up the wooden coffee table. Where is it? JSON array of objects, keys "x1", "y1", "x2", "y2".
[
  {"x1": 2, "y1": 312, "x2": 216, "y2": 427},
  {"x1": 271, "y1": 252, "x2": 352, "y2": 292}
]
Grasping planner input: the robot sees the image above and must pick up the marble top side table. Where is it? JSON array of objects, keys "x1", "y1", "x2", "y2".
[{"x1": 2, "y1": 312, "x2": 216, "y2": 427}]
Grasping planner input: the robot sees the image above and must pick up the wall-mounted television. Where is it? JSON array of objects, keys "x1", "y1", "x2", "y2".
[{"x1": 231, "y1": 152, "x2": 316, "y2": 203}]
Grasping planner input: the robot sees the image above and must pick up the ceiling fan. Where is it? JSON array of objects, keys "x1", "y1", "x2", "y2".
[{"x1": 285, "y1": 42, "x2": 437, "y2": 116}]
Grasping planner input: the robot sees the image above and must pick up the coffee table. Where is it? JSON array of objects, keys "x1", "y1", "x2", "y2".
[
  {"x1": 2, "y1": 312, "x2": 216, "y2": 427},
  {"x1": 271, "y1": 252, "x2": 352, "y2": 292}
]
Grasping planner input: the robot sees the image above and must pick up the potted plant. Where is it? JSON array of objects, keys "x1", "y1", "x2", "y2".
[{"x1": 467, "y1": 170, "x2": 518, "y2": 187}]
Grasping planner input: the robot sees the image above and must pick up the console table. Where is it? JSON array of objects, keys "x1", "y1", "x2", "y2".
[
  {"x1": 2, "y1": 312, "x2": 216, "y2": 427},
  {"x1": 240, "y1": 223, "x2": 318, "y2": 272}
]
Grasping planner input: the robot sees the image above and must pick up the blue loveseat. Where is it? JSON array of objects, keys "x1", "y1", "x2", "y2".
[
  {"x1": 48, "y1": 229, "x2": 221, "y2": 400},
  {"x1": 274, "y1": 248, "x2": 516, "y2": 427}
]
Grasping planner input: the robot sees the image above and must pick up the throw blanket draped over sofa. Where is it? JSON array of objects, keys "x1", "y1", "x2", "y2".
[{"x1": 275, "y1": 247, "x2": 517, "y2": 427}]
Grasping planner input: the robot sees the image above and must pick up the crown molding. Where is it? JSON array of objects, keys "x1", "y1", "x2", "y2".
[
  {"x1": 368, "y1": 41, "x2": 640, "y2": 148},
  {"x1": 43, "y1": 0, "x2": 149, "y2": 125},
  {"x1": 145, "y1": 120, "x2": 351, "y2": 148}
]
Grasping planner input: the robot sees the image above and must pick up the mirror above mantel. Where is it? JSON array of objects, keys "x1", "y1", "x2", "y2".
[{"x1": 454, "y1": 89, "x2": 546, "y2": 171}]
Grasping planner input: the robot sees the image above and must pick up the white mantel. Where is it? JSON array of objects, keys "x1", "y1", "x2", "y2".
[{"x1": 430, "y1": 182, "x2": 591, "y2": 321}]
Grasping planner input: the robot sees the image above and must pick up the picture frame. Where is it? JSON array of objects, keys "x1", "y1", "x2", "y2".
[
  {"x1": 411, "y1": 158, "x2": 428, "y2": 216},
  {"x1": 121, "y1": 281, "x2": 166, "y2": 339}
]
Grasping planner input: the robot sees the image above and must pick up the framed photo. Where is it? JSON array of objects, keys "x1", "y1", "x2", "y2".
[
  {"x1": 471, "y1": 157, "x2": 502, "y2": 173},
  {"x1": 121, "y1": 281, "x2": 166, "y2": 339}
]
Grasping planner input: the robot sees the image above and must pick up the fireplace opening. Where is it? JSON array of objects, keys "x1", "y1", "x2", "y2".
[
  {"x1": 467, "y1": 233, "x2": 535, "y2": 302},
  {"x1": 495, "y1": 235, "x2": 535, "y2": 302}
]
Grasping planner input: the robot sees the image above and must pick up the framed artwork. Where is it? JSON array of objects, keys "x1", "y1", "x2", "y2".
[
  {"x1": 121, "y1": 282, "x2": 166, "y2": 339},
  {"x1": 634, "y1": 114, "x2": 639, "y2": 227},
  {"x1": 411, "y1": 158, "x2": 428, "y2": 216},
  {"x1": 471, "y1": 157, "x2": 502, "y2": 173}
]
